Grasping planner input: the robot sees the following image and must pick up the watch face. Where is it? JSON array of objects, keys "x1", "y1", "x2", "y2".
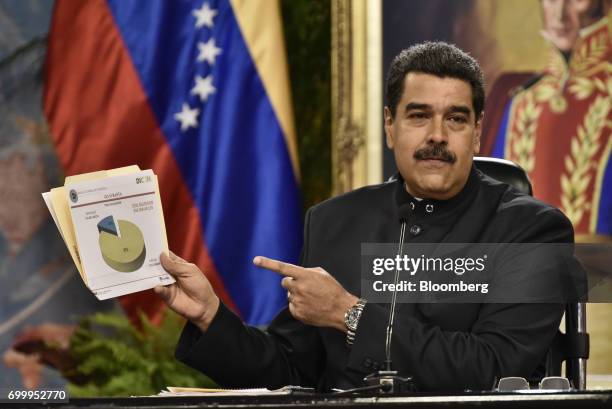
[{"x1": 345, "y1": 307, "x2": 359, "y2": 330}]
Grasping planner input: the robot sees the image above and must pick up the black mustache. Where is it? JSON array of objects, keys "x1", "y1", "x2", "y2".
[{"x1": 414, "y1": 144, "x2": 456, "y2": 163}]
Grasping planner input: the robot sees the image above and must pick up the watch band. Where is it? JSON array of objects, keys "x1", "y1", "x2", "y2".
[{"x1": 344, "y1": 298, "x2": 367, "y2": 346}]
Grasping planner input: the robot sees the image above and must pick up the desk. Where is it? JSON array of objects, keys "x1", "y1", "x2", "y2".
[{"x1": 21, "y1": 390, "x2": 612, "y2": 409}]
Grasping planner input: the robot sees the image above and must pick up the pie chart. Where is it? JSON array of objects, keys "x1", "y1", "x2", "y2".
[{"x1": 97, "y1": 216, "x2": 146, "y2": 272}]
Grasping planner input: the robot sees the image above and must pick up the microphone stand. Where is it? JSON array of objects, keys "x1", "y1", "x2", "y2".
[{"x1": 363, "y1": 218, "x2": 416, "y2": 394}]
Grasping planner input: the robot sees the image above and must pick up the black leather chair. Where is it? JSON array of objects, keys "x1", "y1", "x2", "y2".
[
  {"x1": 473, "y1": 156, "x2": 589, "y2": 390},
  {"x1": 473, "y1": 157, "x2": 533, "y2": 196}
]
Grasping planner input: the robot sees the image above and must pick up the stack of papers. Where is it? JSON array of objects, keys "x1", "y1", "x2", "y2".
[
  {"x1": 157, "y1": 386, "x2": 313, "y2": 396},
  {"x1": 42, "y1": 165, "x2": 175, "y2": 300},
  {"x1": 158, "y1": 387, "x2": 282, "y2": 397}
]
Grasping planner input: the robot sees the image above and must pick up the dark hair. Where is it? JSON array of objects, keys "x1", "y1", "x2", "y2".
[{"x1": 385, "y1": 41, "x2": 485, "y2": 120}]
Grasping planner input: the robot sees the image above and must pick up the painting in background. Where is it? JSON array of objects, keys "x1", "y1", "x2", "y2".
[
  {"x1": 0, "y1": 0, "x2": 115, "y2": 389},
  {"x1": 484, "y1": 0, "x2": 610, "y2": 238}
]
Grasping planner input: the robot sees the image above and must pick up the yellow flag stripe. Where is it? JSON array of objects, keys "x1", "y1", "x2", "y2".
[{"x1": 230, "y1": 0, "x2": 300, "y2": 180}]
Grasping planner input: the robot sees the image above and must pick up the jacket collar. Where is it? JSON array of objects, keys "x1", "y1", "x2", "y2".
[{"x1": 394, "y1": 165, "x2": 480, "y2": 221}]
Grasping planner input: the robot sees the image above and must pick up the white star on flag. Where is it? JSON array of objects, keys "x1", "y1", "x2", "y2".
[
  {"x1": 192, "y1": 2, "x2": 217, "y2": 28},
  {"x1": 174, "y1": 103, "x2": 200, "y2": 131},
  {"x1": 191, "y1": 74, "x2": 216, "y2": 102},
  {"x1": 197, "y1": 38, "x2": 222, "y2": 65}
]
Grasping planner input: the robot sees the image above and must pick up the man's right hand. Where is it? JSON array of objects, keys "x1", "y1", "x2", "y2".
[{"x1": 155, "y1": 251, "x2": 220, "y2": 332}]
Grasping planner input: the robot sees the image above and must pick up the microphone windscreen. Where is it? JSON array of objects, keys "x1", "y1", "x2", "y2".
[{"x1": 397, "y1": 204, "x2": 412, "y2": 223}]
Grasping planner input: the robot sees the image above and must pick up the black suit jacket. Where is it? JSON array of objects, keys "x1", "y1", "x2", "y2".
[{"x1": 176, "y1": 168, "x2": 570, "y2": 391}]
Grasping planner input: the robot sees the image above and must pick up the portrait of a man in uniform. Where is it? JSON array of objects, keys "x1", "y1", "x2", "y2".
[{"x1": 483, "y1": 0, "x2": 611, "y2": 239}]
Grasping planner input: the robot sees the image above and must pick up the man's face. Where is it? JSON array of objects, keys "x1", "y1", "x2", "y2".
[
  {"x1": 541, "y1": 0, "x2": 603, "y2": 52},
  {"x1": 384, "y1": 72, "x2": 481, "y2": 200}
]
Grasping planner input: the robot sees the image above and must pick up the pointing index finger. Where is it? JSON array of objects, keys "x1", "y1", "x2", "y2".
[{"x1": 253, "y1": 256, "x2": 306, "y2": 278}]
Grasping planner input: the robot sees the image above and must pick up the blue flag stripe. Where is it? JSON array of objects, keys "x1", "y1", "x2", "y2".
[{"x1": 106, "y1": 0, "x2": 301, "y2": 324}]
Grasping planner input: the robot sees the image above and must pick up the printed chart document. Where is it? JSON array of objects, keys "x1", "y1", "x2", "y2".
[{"x1": 43, "y1": 166, "x2": 175, "y2": 300}]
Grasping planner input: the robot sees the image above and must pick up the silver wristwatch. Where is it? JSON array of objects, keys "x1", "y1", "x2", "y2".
[{"x1": 344, "y1": 298, "x2": 367, "y2": 346}]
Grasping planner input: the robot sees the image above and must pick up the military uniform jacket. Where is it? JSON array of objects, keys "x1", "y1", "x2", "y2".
[
  {"x1": 487, "y1": 16, "x2": 611, "y2": 237},
  {"x1": 175, "y1": 167, "x2": 571, "y2": 391}
]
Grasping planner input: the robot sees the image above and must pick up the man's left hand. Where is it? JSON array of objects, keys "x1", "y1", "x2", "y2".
[{"x1": 253, "y1": 256, "x2": 358, "y2": 332}]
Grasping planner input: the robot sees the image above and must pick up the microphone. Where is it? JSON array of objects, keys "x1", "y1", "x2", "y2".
[{"x1": 363, "y1": 204, "x2": 416, "y2": 394}]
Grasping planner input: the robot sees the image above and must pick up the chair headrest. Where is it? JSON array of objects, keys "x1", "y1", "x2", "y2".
[{"x1": 473, "y1": 157, "x2": 532, "y2": 196}]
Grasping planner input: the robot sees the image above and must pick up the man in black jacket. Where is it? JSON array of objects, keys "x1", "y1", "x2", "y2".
[{"x1": 155, "y1": 42, "x2": 572, "y2": 392}]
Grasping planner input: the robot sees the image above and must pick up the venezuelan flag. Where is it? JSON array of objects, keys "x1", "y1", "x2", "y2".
[{"x1": 44, "y1": 0, "x2": 302, "y2": 325}]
